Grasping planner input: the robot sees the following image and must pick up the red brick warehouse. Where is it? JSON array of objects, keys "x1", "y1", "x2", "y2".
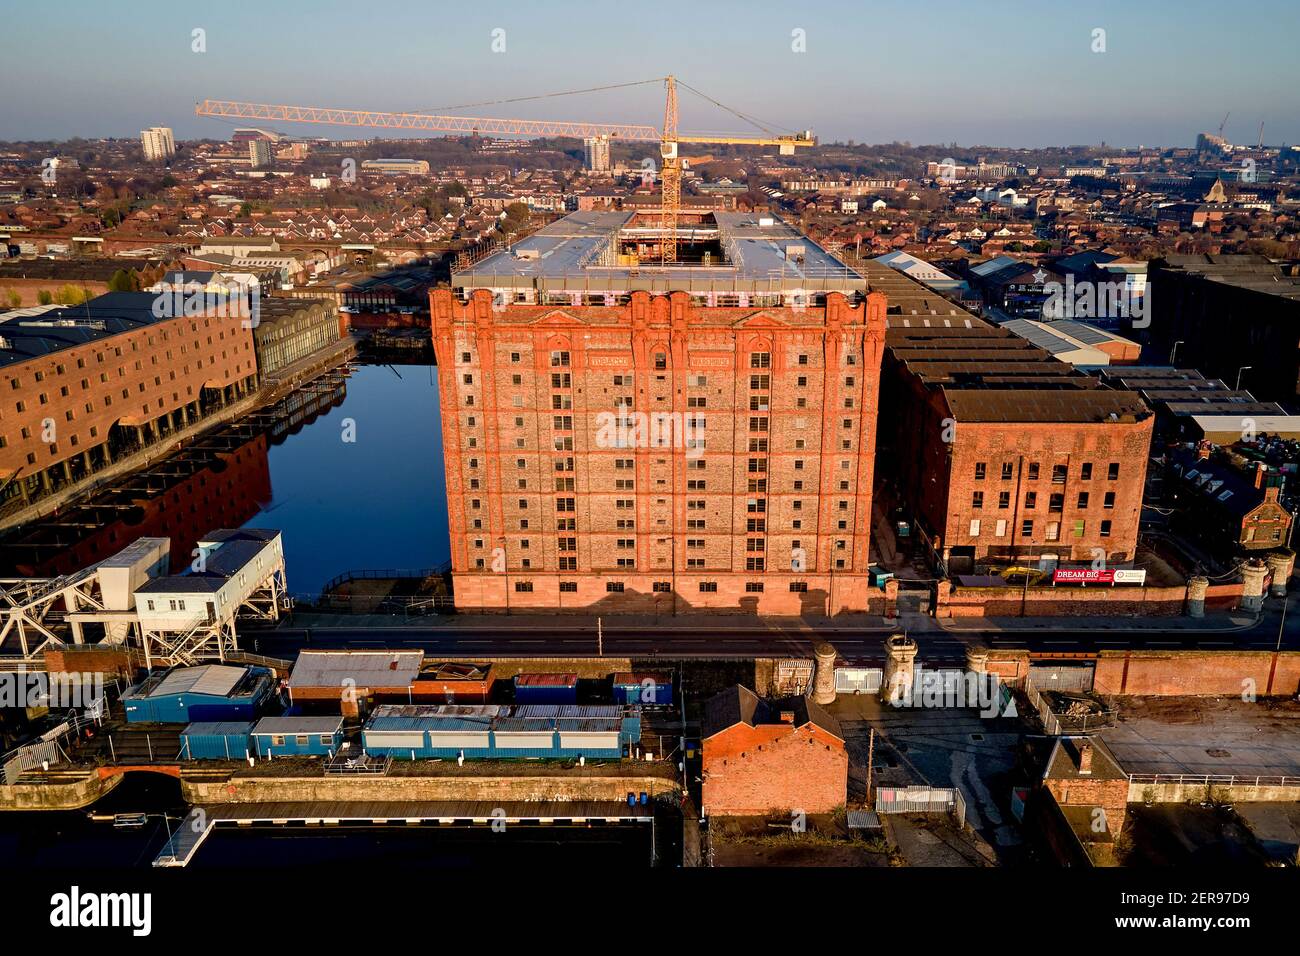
[{"x1": 431, "y1": 210, "x2": 887, "y2": 614}]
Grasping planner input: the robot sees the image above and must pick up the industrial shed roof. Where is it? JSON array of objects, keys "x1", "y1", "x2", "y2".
[
  {"x1": 139, "y1": 664, "x2": 249, "y2": 699},
  {"x1": 181, "y1": 721, "x2": 254, "y2": 737},
  {"x1": 289, "y1": 650, "x2": 423, "y2": 688},
  {"x1": 250, "y1": 716, "x2": 344, "y2": 736}
]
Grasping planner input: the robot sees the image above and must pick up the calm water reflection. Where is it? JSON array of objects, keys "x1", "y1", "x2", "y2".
[
  {"x1": 245, "y1": 363, "x2": 448, "y2": 595},
  {"x1": 0, "y1": 362, "x2": 448, "y2": 596}
]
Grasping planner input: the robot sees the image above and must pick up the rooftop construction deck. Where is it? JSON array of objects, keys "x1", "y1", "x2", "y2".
[{"x1": 452, "y1": 210, "x2": 865, "y2": 298}]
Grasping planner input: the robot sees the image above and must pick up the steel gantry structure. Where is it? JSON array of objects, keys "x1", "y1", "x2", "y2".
[{"x1": 196, "y1": 76, "x2": 815, "y2": 263}]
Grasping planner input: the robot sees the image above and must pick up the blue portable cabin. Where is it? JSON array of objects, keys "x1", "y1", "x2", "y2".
[
  {"x1": 362, "y1": 705, "x2": 499, "y2": 760},
  {"x1": 250, "y1": 716, "x2": 345, "y2": 758},
  {"x1": 611, "y1": 672, "x2": 674, "y2": 707},
  {"x1": 122, "y1": 664, "x2": 275, "y2": 724},
  {"x1": 179, "y1": 721, "x2": 253, "y2": 760},
  {"x1": 513, "y1": 673, "x2": 578, "y2": 704},
  {"x1": 361, "y1": 704, "x2": 634, "y2": 760}
]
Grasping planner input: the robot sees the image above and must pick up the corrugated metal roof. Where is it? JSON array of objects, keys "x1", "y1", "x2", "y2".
[
  {"x1": 250, "y1": 716, "x2": 343, "y2": 736},
  {"x1": 512, "y1": 705, "x2": 623, "y2": 719},
  {"x1": 149, "y1": 664, "x2": 248, "y2": 699},
  {"x1": 289, "y1": 650, "x2": 423, "y2": 688},
  {"x1": 514, "y1": 673, "x2": 578, "y2": 686}
]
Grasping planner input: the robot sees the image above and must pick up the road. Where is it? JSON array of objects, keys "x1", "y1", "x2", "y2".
[{"x1": 246, "y1": 614, "x2": 1295, "y2": 664}]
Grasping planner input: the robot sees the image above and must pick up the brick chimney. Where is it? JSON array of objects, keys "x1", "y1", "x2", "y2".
[
  {"x1": 1196, "y1": 442, "x2": 1212, "y2": 461},
  {"x1": 1254, "y1": 463, "x2": 1265, "y2": 489},
  {"x1": 1077, "y1": 740, "x2": 1093, "y2": 775}
]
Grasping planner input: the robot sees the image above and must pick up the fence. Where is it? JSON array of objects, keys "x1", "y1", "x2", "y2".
[
  {"x1": 875, "y1": 785, "x2": 965, "y2": 826},
  {"x1": 1, "y1": 709, "x2": 102, "y2": 784},
  {"x1": 1128, "y1": 773, "x2": 1300, "y2": 790},
  {"x1": 1022, "y1": 675, "x2": 1116, "y2": 735}
]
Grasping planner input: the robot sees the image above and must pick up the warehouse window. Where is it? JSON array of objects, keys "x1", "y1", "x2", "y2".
[
  {"x1": 745, "y1": 582, "x2": 764, "y2": 592},
  {"x1": 653, "y1": 582, "x2": 671, "y2": 593},
  {"x1": 1074, "y1": 520, "x2": 1086, "y2": 538},
  {"x1": 974, "y1": 462, "x2": 986, "y2": 480},
  {"x1": 998, "y1": 492, "x2": 1010, "y2": 509},
  {"x1": 560, "y1": 582, "x2": 577, "y2": 592},
  {"x1": 1052, "y1": 464, "x2": 1067, "y2": 484},
  {"x1": 1078, "y1": 492, "x2": 1089, "y2": 509},
  {"x1": 1080, "y1": 462, "x2": 1093, "y2": 480},
  {"x1": 1021, "y1": 519, "x2": 1033, "y2": 537},
  {"x1": 969, "y1": 519, "x2": 981, "y2": 537},
  {"x1": 1104, "y1": 492, "x2": 1115, "y2": 510},
  {"x1": 789, "y1": 582, "x2": 808, "y2": 593},
  {"x1": 699, "y1": 582, "x2": 718, "y2": 593},
  {"x1": 1001, "y1": 462, "x2": 1014, "y2": 480},
  {"x1": 972, "y1": 491, "x2": 984, "y2": 510},
  {"x1": 1028, "y1": 462, "x2": 1040, "y2": 480},
  {"x1": 514, "y1": 582, "x2": 533, "y2": 593},
  {"x1": 1108, "y1": 462, "x2": 1120, "y2": 480},
  {"x1": 606, "y1": 582, "x2": 624, "y2": 593},
  {"x1": 1100, "y1": 520, "x2": 1112, "y2": 538}
]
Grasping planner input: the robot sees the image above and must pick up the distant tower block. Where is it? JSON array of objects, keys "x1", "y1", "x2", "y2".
[
  {"x1": 1266, "y1": 550, "x2": 1295, "y2": 597},
  {"x1": 965, "y1": 644, "x2": 989, "y2": 675},
  {"x1": 811, "y1": 640, "x2": 838, "y2": 705},
  {"x1": 1186, "y1": 575, "x2": 1209, "y2": 618},
  {"x1": 1240, "y1": 559, "x2": 1269, "y2": 613},
  {"x1": 881, "y1": 633, "x2": 918, "y2": 706}
]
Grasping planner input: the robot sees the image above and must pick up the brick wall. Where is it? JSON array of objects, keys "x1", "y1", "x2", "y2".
[
  {"x1": 1044, "y1": 777, "x2": 1130, "y2": 837},
  {"x1": 43, "y1": 645, "x2": 134, "y2": 678},
  {"x1": 1093, "y1": 649, "x2": 1300, "y2": 697},
  {"x1": 937, "y1": 581, "x2": 1242, "y2": 618},
  {"x1": 431, "y1": 286, "x2": 887, "y2": 614},
  {"x1": 702, "y1": 721, "x2": 847, "y2": 815}
]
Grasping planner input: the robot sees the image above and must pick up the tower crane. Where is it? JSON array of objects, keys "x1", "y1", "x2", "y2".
[{"x1": 196, "y1": 76, "x2": 815, "y2": 263}]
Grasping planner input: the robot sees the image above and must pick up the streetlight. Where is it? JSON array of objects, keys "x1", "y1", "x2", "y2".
[
  {"x1": 1169, "y1": 340, "x2": 1184, "y2": 366},
  {"x1": 1235, "y1": 366, "x2": 1252, "y2": 391}
]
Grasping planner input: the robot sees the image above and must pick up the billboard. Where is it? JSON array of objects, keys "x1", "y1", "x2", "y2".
[{"x1": 1051, "y1": 568, "x2": 1147, "y2": 585}]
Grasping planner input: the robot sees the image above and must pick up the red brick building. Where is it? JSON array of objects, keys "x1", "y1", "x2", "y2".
[
  {"x1": 0, "y1": 292, "x2": 257, "y2": 507},
  {"x1": 1033, "y1": 736, "x2": 1130, "y2": 865},
  {"x1": 701, "y1": 684, "x2": 847, "y2": 816},
  {"x1": 432, "y1": 210, "x2": 887, "y2": 613},
  {"x1": 865, "y1": 261, "x2": 1153, "y2": 571}
]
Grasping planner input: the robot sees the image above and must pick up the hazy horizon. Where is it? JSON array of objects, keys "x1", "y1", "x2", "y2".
[{"x1": 2, "y1": 0, "x2": 1298, "y2": 149}]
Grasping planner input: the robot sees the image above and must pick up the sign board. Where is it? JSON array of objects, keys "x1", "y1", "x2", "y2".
[{"x1": 1052, "y1": 568, "x2": 1147, "y2": 585}]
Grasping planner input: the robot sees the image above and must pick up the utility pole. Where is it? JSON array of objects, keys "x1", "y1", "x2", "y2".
[
  {"x1": 597, "y1": 616, "x2": 603, "y2": 657},
  {"x1": 865, "y1": 727, "x2": 876, "y2": 808}
]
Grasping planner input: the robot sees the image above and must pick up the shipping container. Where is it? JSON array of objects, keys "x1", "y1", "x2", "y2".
[
  {"x1": 611, "y1": 672, "x2": 674, "y2": 707},
  {"x1": 179, "y1": 721, "x2": 253, "y2": 760},
  {"x1": 513, "y1": 673, "x2": 578, "y2": 705}
]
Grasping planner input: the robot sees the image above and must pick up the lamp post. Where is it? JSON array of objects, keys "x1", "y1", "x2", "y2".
[
  {"x1": 1169, "y1": 340, "x2": 1184, "y2": 366},
  {"x1": 1236, "y1": 366, "x2": 1252, "y2": 391}
]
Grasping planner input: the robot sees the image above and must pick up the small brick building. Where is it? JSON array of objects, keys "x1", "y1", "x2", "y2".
[
  {"x1": 1034, "y1": 735, "x2": 1130, "y2": 865},
  {"x1": 701, "y1": 684, "x2": 847, "y2": 816}
]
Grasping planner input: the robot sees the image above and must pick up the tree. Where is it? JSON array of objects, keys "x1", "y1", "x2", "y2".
[
  {"x1": 108, "y1": 269, "x2": 135, "y2": 292},
  {"x1": 37, "y1": 290, "x2": 53, "y2": 305},
  {"x1": 2, "y1": 289, "x2": 21, "y2": 308},
  {"x1": 54, "y1": 285, "x2": 91, "y2": 306}
]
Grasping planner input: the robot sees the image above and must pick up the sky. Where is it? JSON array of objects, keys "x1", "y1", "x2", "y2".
[{"x1": 1, "y1": 0, "x2": 1298, "y2": 148}]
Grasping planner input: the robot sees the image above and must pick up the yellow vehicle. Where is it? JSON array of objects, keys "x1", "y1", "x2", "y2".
[{"x1": 1000, "y1": 566, "x2": 1049, "y2": 587}]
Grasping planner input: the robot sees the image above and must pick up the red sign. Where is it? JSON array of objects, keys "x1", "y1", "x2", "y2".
[{"x1": 1052, "y1": 568, "x2": 1115, "y2": 584}]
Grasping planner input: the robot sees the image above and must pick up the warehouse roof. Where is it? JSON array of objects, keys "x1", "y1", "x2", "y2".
[
  {"x1": 452, "y1": 210, "x2": 864, "y2": 295},
  {"x1": 0, "y1": 292, "x2": 200, "y2": 369}
]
